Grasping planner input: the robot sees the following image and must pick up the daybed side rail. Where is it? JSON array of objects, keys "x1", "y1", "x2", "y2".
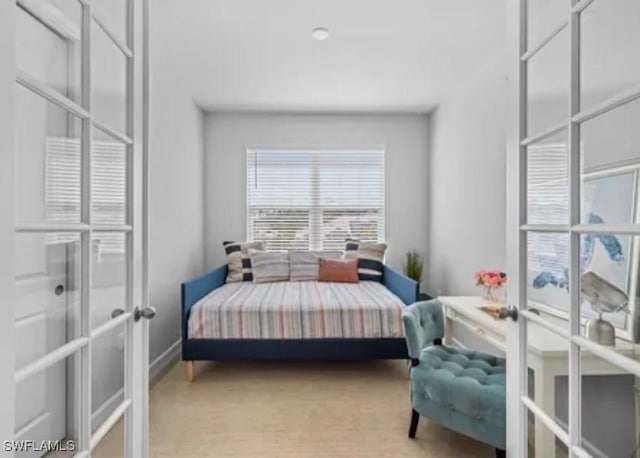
[
  {"x1": 383, "y1": 265, "x2": 419, "y2": 305},
  {"x1": 181, "y1": 265, "x2": 227, "y2": 339}
]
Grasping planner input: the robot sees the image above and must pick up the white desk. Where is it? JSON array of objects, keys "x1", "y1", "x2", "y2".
[{"x1": 439, "y1": 296, "x2": 638, "y2": 458}]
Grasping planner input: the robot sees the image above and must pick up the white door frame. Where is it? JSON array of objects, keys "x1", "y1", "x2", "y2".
[
  {"x1": 0, "y1": 1, "x2": 17, "y2": 454},
  {"x1": 506, "y1": 1, "x2": 640, "y2": 457},
  {"x1": 2, "y1": 0, "x2": 150, "y2": 456},
  {"x1": 130, "y1": 0, "x2": 151, "y2": 455}
]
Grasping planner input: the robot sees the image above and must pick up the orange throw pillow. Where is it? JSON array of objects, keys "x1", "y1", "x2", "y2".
[{"x1": 318, "y1": 259, "x2": 359, "y2": 283}]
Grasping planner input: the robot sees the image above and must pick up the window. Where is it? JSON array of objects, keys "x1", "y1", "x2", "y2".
[
  {"x1": 247, "y1": 149, "x2": 385, "y2": 251},
  {"x1": 46, "y1": 136, "x2": 126, "y2": 256}
]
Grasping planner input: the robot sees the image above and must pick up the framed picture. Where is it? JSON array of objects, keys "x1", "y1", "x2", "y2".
[{"x1": 527, "y1": 164, "x2": 639, "y2": 339}]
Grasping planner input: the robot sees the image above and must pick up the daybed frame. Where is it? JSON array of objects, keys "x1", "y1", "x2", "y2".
[{"x1": 181, "y1": 264, "x2": 418, "y2": 381}]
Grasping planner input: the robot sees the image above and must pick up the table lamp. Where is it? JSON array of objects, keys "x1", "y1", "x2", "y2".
[{"x1": 580, "y1": 271, "x2": 628, "y2": 346}]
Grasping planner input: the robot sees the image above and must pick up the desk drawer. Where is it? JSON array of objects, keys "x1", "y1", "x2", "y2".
[{"x1": 446, "y1": 308, "x2": 507, "y2": 353}]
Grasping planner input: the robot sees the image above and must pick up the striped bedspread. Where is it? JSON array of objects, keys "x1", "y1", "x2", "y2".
[{"x1": 187, "y1": 281, "x2": 406, "y2": 339}]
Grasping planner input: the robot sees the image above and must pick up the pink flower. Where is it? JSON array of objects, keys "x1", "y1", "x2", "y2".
[{"x1": 474, "y1": 269, "x2": 507, "y2": 289}]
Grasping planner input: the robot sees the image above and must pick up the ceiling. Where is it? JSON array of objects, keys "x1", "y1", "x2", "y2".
[{"x1": 150, "y1": 0, "x2": 506, "y2": 113}]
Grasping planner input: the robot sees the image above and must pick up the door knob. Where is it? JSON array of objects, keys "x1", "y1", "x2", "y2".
[
  {"x1": 498, "y1": 305, "x2": 518, "y2": 322},
  {"x1": 134, "y1": 306, "x2": 156, "y2": 322},
  {"x1": 111, "y1": 308, "x2": 125, "y2": 319}
]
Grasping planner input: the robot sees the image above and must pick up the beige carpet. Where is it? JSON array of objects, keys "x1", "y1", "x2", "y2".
[{"x1": 94, "y1": 359, "x2": 494, "y2": 457}]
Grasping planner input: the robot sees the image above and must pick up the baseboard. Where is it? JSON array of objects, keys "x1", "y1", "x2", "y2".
[
  {"x1": 149, "y1": 339, "x2": 181, "y2": 382},
  {"x1": 90, "y1": 340, "x2": 180, "y2": 428},
  {"x1": 92, "y1": 388, "x2": 124, "y2": 428}
]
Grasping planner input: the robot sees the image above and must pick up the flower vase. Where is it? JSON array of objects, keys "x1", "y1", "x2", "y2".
[
  {"x1": 474, "y1": 270, "x2": 507, "y2": 305},
  {"x1": 483, "y1": 286, "x2": 501, "y2": 303}
]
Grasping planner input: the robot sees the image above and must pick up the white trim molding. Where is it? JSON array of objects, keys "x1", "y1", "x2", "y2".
[
  {"x1": 149, "y1": 339, "x2": 181, "y2": 382},
  {"x1": 92, "y1": 388, "x2": 124, "y2": 430}
]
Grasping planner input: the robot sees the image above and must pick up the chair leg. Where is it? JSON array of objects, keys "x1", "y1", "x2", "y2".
[
  {"x1": 408, "y1": 409, "x2": 419, "y2": 438},
  {"x1": 185, "y1": 361, "x2": 195, "y2": 382},
  {"x1": 495, "y1": 448, "x2": 506, "y2": 458}
]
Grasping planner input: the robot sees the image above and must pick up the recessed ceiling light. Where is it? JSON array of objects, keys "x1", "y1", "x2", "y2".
[{"x1": 312, "y1": 27, "x2": 330, "y2": 41}]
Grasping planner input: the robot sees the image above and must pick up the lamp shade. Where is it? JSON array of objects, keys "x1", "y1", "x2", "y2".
[{"x1": 580, "y1": 271, "x2": 628, "y2": 314}]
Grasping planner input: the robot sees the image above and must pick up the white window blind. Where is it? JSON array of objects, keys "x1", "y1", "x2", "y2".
[
  {"x1": 527, "y1": 142, "x2": 570, "y2": 288},
  {"x1": 45, "y1": 136, "x2": 126, "y2": 255},
  {"x1": 247, "y1": 150, "x2": 385, "y2": 251}
]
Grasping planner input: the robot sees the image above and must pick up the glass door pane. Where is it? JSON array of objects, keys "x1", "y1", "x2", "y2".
[
  {"x1": 527, "y1": 0, "x2": 568, "y2": 46},
  {"x1": 92, "y1": 129, "x2": 127, "y2": 226},
  {"x1": 579, "y1": 347, "x2": 640, "y2": 457},
  {"x1": 526, "y1": 130, "x2": 569, "y2": 225},
  {"x1": 525, "y1": 234, "x2": 570, "y2": 458},
  {"x1": 14, "y1": 232, "x2": 81, "y2": 369},
  {"x1": 16, "y1": 0, "x2": 82, "y2": 103},
  {"x1": 578, "y1": 232, "x2": 639, "y2": 339},
  {"x1": 14, "y1": 354, "x2": 81, "y2": 458},
  {"x1": 93, "y1": 0, "x2": 127, "y2": 42},
  {"x1": 580, "y1": 95, "x2": 640, "y2": 183},
  {"x1": 90, "y1": 325, "x2": 126, "y2": 458},
  {"x1": 15, "y1": 86, "x2": 83, "y2": 225},
  {"x1": 580, "y1": 0, "x2": 640, "y2": 112},
  {"x1": 92, "y1": 420, "x2": 124, "y2": 458},
  {"x1": 91, "y1": 21, "x2": 127, "y2": 134},
  {"x1": 526, "y1": 27, "x2": 569, "y2": 136},
  {"x1": 92, "y1": 232, "x2": 127, "y2": 330}
]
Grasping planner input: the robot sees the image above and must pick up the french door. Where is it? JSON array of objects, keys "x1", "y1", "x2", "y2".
[
  {"x1": 1, "y1": 0, "x2": 150, "y2": 457},
  {"x1": 507, "y1": 0, "x2": 640, "y2": 457}
]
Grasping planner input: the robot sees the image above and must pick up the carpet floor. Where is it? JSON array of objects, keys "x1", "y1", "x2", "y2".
[{"x1": 94, "y1": 359, "x2": 494, "y2": 457}]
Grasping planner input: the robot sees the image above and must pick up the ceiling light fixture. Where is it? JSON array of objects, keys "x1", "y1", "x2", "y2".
[{"x1": 312, "y1": 27, "x2": 330, "y2": 41}]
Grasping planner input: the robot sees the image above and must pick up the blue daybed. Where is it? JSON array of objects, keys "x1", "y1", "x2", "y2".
[{"x1": 181, "y1": 264, "x2": 418, "y2": 380}]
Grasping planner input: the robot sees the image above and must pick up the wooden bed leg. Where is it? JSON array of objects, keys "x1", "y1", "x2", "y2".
[{"x1": 185, "y1": 361, "x2": 195, "y2": 382}]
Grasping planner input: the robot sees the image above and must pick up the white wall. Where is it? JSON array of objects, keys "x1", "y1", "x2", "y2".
[
  {"x1": 427, "y1": 56, "x2": 507, "y2": 296},
  {"x1": 148, "y1": 19, "x2": 205, "y2": 367},
  {"x1": 203, "y1": 112, "x2": 430, "y2": 281}
]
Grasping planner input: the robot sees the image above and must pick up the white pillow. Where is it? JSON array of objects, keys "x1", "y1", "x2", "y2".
[
  {"x1": 289, "y1": 251, "x2": 343, "y2": 281},
  {"x1": 248, "y1": 249, "x2": 290, "y2": 283}
]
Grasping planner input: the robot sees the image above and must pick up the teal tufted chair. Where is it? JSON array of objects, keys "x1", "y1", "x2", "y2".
[{"x1": 402, "y1": 300, "x2": 506, "y2": 458}]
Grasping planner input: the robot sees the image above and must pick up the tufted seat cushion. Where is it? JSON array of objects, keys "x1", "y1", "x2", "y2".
[{"x1": 411, "y1": 345, "x2": 506, "y2": 450}]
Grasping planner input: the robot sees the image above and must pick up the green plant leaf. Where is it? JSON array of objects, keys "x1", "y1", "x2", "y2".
[{"x1": 403, "y1": 249, "x2": 424, "y2": 283}]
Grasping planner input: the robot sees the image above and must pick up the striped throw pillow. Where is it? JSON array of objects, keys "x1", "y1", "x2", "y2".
[
  {"x1": 289, "y1": 251, "x2": 343, "y2": 281},
  {"x1": 248, "y1": 249, "x2": 290, "y2": 283},
  {"x1": 223, "y1": 240, "x2": 265, "y2": 283},
  {"x1": 344, "y1": 239, "x2": 387, "y2": 283}
]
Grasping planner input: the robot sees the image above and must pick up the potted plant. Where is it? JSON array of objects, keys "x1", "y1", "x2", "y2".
[{"x1": 403, "y1": 250, "x2": 425, "y2": 298}]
